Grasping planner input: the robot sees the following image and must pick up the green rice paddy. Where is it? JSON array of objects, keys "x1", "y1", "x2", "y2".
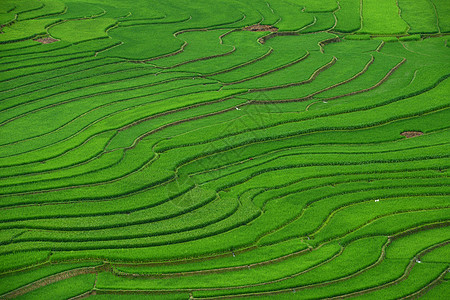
[{"x1": 0, "y1": 0, "x2": 449, "y2": 298}]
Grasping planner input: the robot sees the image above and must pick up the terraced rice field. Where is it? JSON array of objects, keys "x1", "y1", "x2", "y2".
[{"x1": 0, "y1": 0, "x2": 449, "y2": 299}]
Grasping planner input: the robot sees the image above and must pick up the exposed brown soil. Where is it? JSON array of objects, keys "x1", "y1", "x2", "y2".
[
  {"x1": 259, "y1": 31, "x2": 298, "y2": 44},
  {"x1": 401, "y1": 131, "x2": 423, "y2": 138},
  {"x1": 243, "y1": 25, "x2": 278, "y2": 32},
  {"x1": 319, "y1": 37, "x2": 340, "y2": 53},
  {"x1": 34, "y1": 37, "x2": 59, "y2": 44}
]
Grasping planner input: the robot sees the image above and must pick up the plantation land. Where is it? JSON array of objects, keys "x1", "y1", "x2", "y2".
[{"x1": 0, "y1": 0, "x2": 449, "y2": 299}]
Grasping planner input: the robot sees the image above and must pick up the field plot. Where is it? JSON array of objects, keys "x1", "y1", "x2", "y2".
[{"x1": 0, "y1": 0, "x2": 449, "y2": 299}]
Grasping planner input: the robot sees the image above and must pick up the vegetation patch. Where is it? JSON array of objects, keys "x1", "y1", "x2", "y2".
[{"x1": 0, "y1": 0, "x2": 448, "y2": 299}]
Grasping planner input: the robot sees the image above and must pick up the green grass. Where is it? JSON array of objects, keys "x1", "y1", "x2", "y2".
[
  {"x1": 18, "y1": 0, "x2": 66, "y2": 21},
  {"x1": 266, "y1": 1, "x2": 314, "y2": 31},
  {"x1": 0, "y1": 0, "x2": 448, "y2": 298},
  {"x1": 421, "y1": 280, "x2": 450, "y2": 299},
  {"x1": 15, "y1": 273, "x2": 96, "y2": 300},
  {"x1": 360, "y1": 0, "x2": 409, "y2": 34},
  {"x1": 398, "y1": 0, "x2": 439, "y2": 33},
  {"x1": 49, "y1": 18, "x2": 117, "y2": 43},
  {"x1": 0, "y1": 19, "x2": 55, "y2": 43},
  {"x1": 334, "y1": 0, "x2": 361, "y2": 32},
  {"x1": 0, "y1": 261, "x2": 101, "y2": 295},
  {"x1": 0, "y1": 251, "x2": 49, "y2": 273},
  {"x1": 433, "y1": 0, "x2": 450, "y2": 32},
  {"x1": 351, "y1": 263, "x2": 448, "y2": 299},
  {"x1": 97, "y1": 242, "x2": 342, "y2": 290}
]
